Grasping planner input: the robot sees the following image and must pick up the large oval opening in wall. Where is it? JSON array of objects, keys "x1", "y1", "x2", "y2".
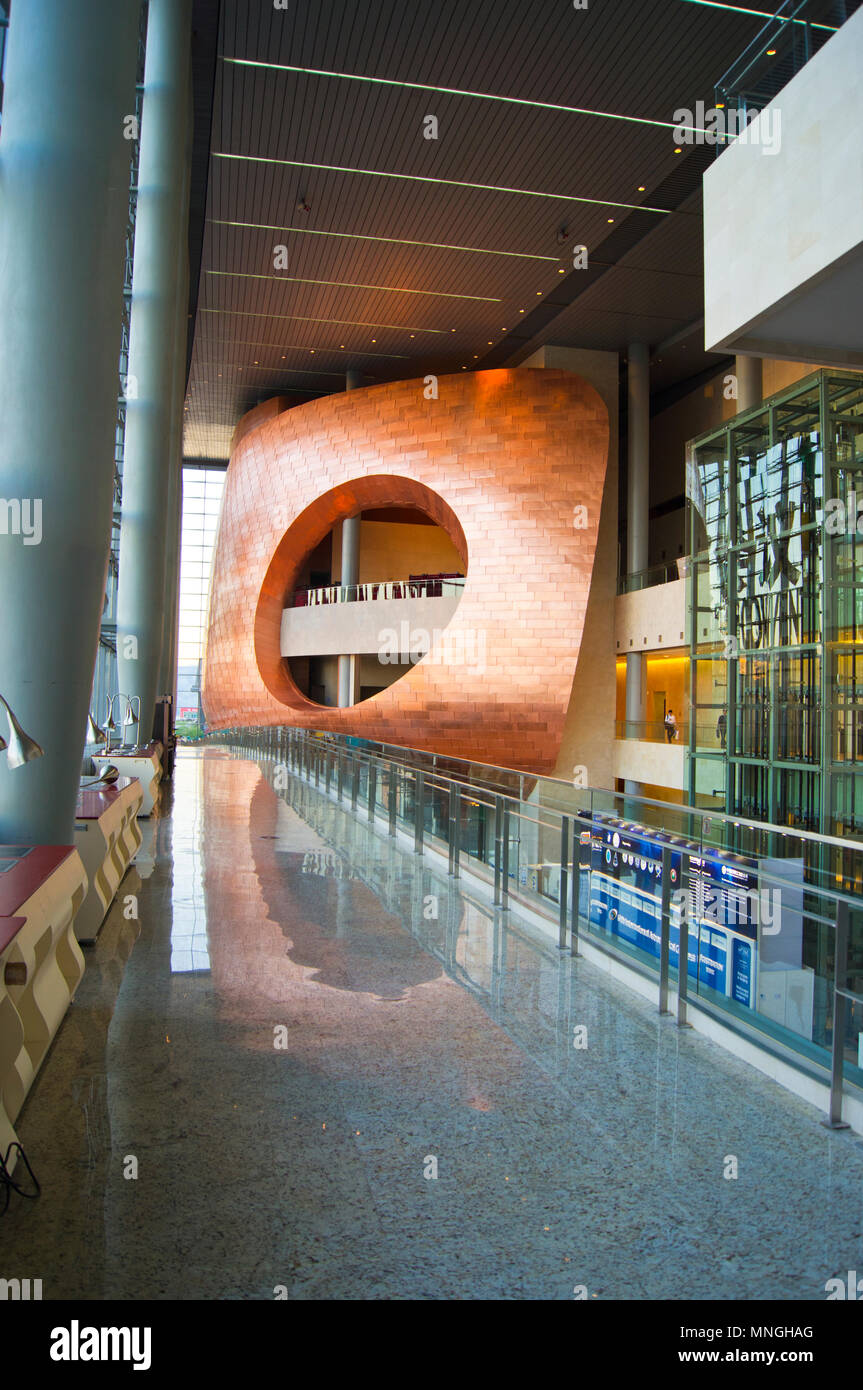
[{"x1": 255, "y1": 476, "x2": 468, "y2": 710}]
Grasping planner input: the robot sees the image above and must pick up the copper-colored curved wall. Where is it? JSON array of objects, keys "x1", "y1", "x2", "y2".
[{"x1": 202, "y1": 368, "x2": 609, "y2": 772}]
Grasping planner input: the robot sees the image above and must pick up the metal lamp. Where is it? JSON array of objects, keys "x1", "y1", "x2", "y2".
[
  {"x1": 86, "y1": 711, "x2": 107, "y2": 746},
  {"x1": 123, "y1": 695, "x2": 141, "y2": 747},
  {"x1": 0, "y1": 693, "x2": 44, "y2": 769},
  {"x1": 81, "y1": 763, "x2": 120, "y2": 788}
]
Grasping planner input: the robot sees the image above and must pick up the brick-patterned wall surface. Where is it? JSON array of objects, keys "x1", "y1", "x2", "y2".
[{"x1": 202, "y1": 369, "x2": 609, "y2": 772}]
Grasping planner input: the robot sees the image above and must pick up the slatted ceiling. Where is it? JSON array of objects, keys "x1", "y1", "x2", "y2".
[
  {"x1": 183, "y1": 0, "x2": 785, "y2": 458},
  {"x1": 617, "y1": 194, "x2": 707, "y2": 274},
  {"x1": 585, "y1": 265, "x2": 706, "y2": 323}
]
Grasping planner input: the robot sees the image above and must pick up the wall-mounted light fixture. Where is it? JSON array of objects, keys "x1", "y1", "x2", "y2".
[
  {"x1": 0, "y1": 694, "x2": 44, "y2": 770},
  {"x1": 86, "y1": 712, "x2": 107, "y2": 747}
]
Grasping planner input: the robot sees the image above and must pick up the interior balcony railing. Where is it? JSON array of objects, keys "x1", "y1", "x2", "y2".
[
  {"x1": 615, "y1": 719, "x2": 689, "y2": 745},
  {"x1": 290, "y1": 576, "x2": 466, "y2": 607},
  {"x1": 713, "y1": 0, "x2": 857, "y2": 142},
  {"x1": 210, "y1": 724, "x2": 863, "y2": 1131},
  {"x1": 616, "y1": 559, "x2": 687, "y2": 596}
]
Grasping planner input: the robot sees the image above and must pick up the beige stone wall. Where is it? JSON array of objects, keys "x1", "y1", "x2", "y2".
[
  {"x1": 516, "y1": 346, "x2": 620, "y2": 789},
  {"x1": 331, "y1": 519, "x2": 463, "y2": 584}
]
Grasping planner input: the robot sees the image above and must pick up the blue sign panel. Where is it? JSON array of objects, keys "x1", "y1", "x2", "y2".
[{"x1": 581, "y1": 813, "x2": 758, "y2": 1007}]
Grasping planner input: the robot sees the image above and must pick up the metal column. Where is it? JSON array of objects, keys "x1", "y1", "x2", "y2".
[
  {"x1": 0, "y1": 0, "x2": 140, "y2": 843},
  {"x1": 116, "y1": 0, "x2": 194, "y2": 742},
  {"x1": 414, "y1": 770, "x2": 425, "y2": 854},
  {"x1": 823, "y1": 901, "x2": 851, "y2": 1130},
  {"x1": 559, "y1": 815, "x2": 570, "y2": 950}
]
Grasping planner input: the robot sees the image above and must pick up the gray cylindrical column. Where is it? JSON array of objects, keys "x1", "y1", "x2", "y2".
[
  {"x1": 735, "y1": 354, "x2": 763, "y2": 413},
  {"x1": 157, "y1": 69, "x2": 193, "y2": 705},
  {"x1": 337, "y1": 370, "x2": 363, "y2": 707},
  {"x1": 626, "y1": 343, "x2": 650, "y2": 579},
  {"x1": 625, "y1": 344, "x2": 650, "y2": 788},
  {"x1": 116, "y1": 0, "x2": 193, "y2": 745},
  {"x1": 337, "y1": 516, "x2": 361, "y2": 707},
  {"x1": 0, "y1": 0, "x2": 139, "y2": 844}
]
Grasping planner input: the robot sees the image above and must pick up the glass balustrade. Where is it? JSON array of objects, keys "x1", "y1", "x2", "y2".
[{"x1": 213, "y1": 723, "x2": 863, "y2": 1128}]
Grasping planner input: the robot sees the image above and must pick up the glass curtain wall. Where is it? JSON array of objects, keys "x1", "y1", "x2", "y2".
[
  {"x1": 176, "y1": 466, "x2": 226, "y2": 739},
  {"x1": 687, "y1": 368, "x2": 863, "y2": 889}
]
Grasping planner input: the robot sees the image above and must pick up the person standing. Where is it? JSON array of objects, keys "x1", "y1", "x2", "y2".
[{"x1": 664, "y1": 709, "x2": 678, "y2": 743}]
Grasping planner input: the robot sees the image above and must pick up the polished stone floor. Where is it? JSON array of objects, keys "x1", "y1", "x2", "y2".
[{"x1": 4, "y1": 748, "x2": 863, "y2": 1300}]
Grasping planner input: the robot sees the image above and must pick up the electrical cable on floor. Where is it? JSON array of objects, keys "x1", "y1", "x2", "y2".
[{"x1": 1, "y1": 1142, "x2": 40, "y2": 1216}]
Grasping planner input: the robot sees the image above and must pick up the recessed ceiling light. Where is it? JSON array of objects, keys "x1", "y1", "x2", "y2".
[
  {"x1": 371, "y1": 339, "x2": 376, "y2": 343},
  {"x1": 519, "y1": 309, "x2": 525, "y2": 313},
  {"x1": 536, "y1": 290, "x2": 542, "y2": 295},
  {"x1": 310, "y1": 349, "x2": 315, "y2": 353},
  {"x1": 473, "y1": 354, "x2": 478, "y2": 358},
  {"x1": 607, "y1": 218, "x2": 614, "y2": 224},
  {"x1": 558, "y1": 268, "x2": 565, "y2": 273},
  {"x1": 674, "y1": 147, "x2": 682, "y2": 154},
  {"x1": 715, "y1": 105, "x2": 725, "y2": 111},
  {"x1": 339, "y1": 344, "x2": 345, "y2": 348},
  {"x1": 254, "y1": 360, "x2": 258, "y2": 364},
  {"x1": 488, "y1": 340, "x2": 493, "y2": 345},
  {"x1": 766, "y1": 47, "x2": 776, "y2": 55},
  {"x1": 638, "y1": 185, "x2": 646, "y2": 191},
  {"x1": 281, "y1": 354, "x2": 286, "y2": 359}
]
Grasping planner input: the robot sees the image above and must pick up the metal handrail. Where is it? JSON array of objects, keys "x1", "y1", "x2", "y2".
[
  {"x1": 311, "y1": 728, "x2": 863, "y2": 859},
  {"x1": 616, "y1": 561, "x2": 684, "y2": 595},
  {"x1": 290, "y1": 577, "x2": 466, "y2": 607}
]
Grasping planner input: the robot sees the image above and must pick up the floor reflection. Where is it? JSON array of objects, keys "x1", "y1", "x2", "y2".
[{"x1": 3, "y1": 747, "x2": 863, "y2": 1302}]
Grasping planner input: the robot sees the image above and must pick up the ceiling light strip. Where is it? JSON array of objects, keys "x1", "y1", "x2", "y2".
[
  {"x1": 212, "y1": 151, "x2": 670, "y2": 216},
  {"x1": 205, "y1": 268, "x2": 499, "y2": 301},
  {"x1": 200, "y1": 307, "x2": 424, "y2": 343},
  {"x1": 221, "y1": 57, "x2": 688, "y2": 131},
  {"x1": 677, "y1": 0, "x2": 837, "y2": 29},
  {"x1": 195, "y1": 362, "x2": 347, "y2": 377},
  {"x1": 208, "y1": 219, "x2": 558, "y2": 262},
  {"x1": 195, "y1": 336, "x2": 389, "y2": 356}
]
